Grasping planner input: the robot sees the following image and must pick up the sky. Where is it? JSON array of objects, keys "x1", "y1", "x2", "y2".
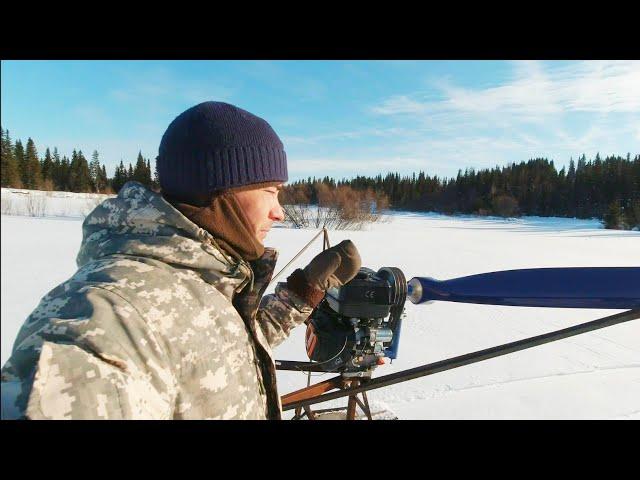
[{"x1": 1, "y1": 60, "x2": 639, "y2": 182}]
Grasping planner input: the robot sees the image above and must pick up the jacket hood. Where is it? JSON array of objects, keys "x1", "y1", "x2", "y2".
[{"x1": 77, "y1": 181, "x2": 254, "y2": 293}]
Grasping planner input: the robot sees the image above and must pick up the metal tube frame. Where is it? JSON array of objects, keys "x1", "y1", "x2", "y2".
[{"x1": 279, "y1": 309, "x2": 639, "y2": 416}]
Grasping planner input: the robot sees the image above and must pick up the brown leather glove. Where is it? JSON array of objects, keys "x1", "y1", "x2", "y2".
[{"x1": 286, "y1": 240, "x2": 362, "y2": 307}]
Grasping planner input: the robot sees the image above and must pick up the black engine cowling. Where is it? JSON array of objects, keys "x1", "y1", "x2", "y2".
[{"x1": 305, "y1": 267, "x2": 406, "y2": 374}]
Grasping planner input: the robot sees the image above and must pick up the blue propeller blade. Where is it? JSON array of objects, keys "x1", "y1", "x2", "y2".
[{"x1": 407, "y1": 267, "x2": 640, "y2": 309}]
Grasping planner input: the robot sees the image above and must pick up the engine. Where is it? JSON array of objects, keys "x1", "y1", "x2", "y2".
[{"x1": 305, "y1": 267, "x2": 407, "y2": 377}]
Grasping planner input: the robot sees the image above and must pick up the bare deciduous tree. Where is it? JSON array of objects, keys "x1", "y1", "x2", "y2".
[
  {"x1": 25, "y1": 194, "x2": 47, "y2": 217},
  {"x1": 281, "y1": 183, "x2": 390, "y2": 230},
  {"x1": 1, "y1": 196, "x2": 14, "y2": 215}
]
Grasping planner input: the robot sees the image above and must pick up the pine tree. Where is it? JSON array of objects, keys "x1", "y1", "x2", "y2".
[
  {"x1": 603, "y1": 200, "x2": 625, "y2": 230},
  {"x1": 15, "y1": 139, "x2": 26, "y2": 188},
  {"x1": 69, "y1": 150, "x2": 92, "y2": 192},
  {"x1": 575, "y1": 154, "x2": 588, "y2": 218},
  {"x1": 78, "y1": 150, "x2": 92, "y2": 192},
  {"x1": 68, "y1": 150, "x2": 79, "y2": 191},
  {"x1": 24, "y1": 138, "x2": 43, "y2": 189},
  {"x1": 89, "y1": 150, "x2": 102, "y2": 192},
  {"x1": 1, "y1": 127, "x2": 21, "y2": 188},
  {"x1": 152, "y1": 157, "x2": 160, "y2": 191},
  {"x1": 41, "y1": 147, "x2": 54, "y2": 189},
  {"x1": 98, "y1": 165, "x2": 109, "y2": 192},
  {"x1": 112, "y1": 162, "x2": 121, "y2": 192},
  {"x1": 133, "y1": 151, "x2": 149, "y2": 185},
  {"x1": 624, "y1": 199, "x2": 640, "y2": 230},
  {"x1": 146, "y1": 159, "x2": 153, "y2": 187},
  {"x1": 60, "y1": 156, "x2": 70, "y2": 191},
  {"x1": 51, "y1": 148, "x2": 62, "y2": 190}
]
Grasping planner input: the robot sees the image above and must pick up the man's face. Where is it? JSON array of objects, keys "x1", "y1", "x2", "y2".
[{"x1": 233, "y1": 184, "x2": 285, "y2": 242}]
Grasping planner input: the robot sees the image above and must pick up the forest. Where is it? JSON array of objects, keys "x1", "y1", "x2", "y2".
[{"x1": 2, "y1": 127, "x2": 638, "y2": 230}]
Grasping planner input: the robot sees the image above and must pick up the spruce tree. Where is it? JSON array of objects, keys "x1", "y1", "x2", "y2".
[
  {"x1": 60, "y1": 156, "x2": 70, "y2": 191},
  {"x1": 89, "y1": 150, "x2": 102, "y2": 192},
  {"x1": 152, "y1": 157, "x2": 160, "y2": 191},
  {"x1": 24, "y1": 138, "x2": 43, "y2": 189},
  {"x1": 133, "y1": 151, "x2": 148, "y2": 185},
  {"x1": 51, "y1": 148, "x2": 61, "y2": 190},
  {"x1": 112, "y1": 160, "x2": 126, "y2": 192},
  {"x1": 76, "y1": 150, "x2": 92, "y2": 192},
  {"x1": 146, "y1": 159, "x2": 152, "y2": 186},
  {"x1": 69, "y1": 150, "x2": 92, "y2": 192},
  {"x1": 603, "y1": 200, "x2": 625, "y2": 230},
  {"x1": 624, "y1": 200, "x2": 640, "y2": 230},
  {"x1": 41, "y1": 147, "x2": 54, "y2": 188},
  {"x1": 1, "y1": 127, "x2": 21, "y2": 188},
  {"x1": 69, "y1": 150, "x2": 78, "y2": 191},
  {"x1": 98, "y1": 165, "x2": 109, "y2": 192},
  {"x1": 15, "y1": 139, "x2": 26, "y2": 188}
]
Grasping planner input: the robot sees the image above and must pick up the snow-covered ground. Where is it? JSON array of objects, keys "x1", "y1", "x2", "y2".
[
  {"x1": 2, "y1": 188, "x2": 639, "y2": 419},
  {"x1": 1, "y1": 187, "x2": 114, "y2": 218}
]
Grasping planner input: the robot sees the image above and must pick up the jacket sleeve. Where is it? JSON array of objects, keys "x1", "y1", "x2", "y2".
[
  {"x1": 255, "y1": 283, "x2": 315, "y2": 349},
  {"x1": 4, "y1": 285, "x2": 177, "y2": 420}
]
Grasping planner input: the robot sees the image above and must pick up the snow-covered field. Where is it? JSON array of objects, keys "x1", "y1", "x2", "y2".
[
  {"x1": 2, "y1": 188, "x2": 639, "y2": 419},
  {"x1": 0, "y1": 187, "x2": 114, "y2": 218}
]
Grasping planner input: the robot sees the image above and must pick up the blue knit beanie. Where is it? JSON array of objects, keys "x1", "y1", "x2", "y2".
[{"x1": 157, "y1": 101, "x2": 288, "y2": 202}]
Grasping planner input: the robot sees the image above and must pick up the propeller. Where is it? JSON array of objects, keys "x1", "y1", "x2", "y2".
[{"x1": 407, "y1": 267, "x2": 640, "y2": 309}]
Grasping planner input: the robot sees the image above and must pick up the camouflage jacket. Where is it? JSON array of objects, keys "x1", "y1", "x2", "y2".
[{"x1": 1, "y1": 182, "x2": 313, "y2": 419}]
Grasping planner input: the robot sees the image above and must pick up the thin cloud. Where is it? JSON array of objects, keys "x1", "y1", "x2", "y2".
[
  {"x1": 292, "y1": 78, "x2": 328, "y2": 102},
  {"x1": 109, "y1": 66, "x2": 235, "y2": 105},
  {"x1": 110, "y1": 83, "x2": 169, "y2": 102},
  {"x1": 359, "y1": 60, "x2": 640, "y2": 176},
  {"x1": 180, "y1": 86, "x2": 235, "y2": 104},
  {"x1": 371, "y1": 95, "x2": 430, "y2": 115},
  {"x1": 373, "y1": 61, "x2": 640, "y2": 118},
  {"x1": 289, "y1": 135, "x2": 525, "y2": 178},
  {"x1": 72, "y1": 105, "x2": 113, "y2": 127},
  {"x1": 288, "y1": 123, "x2": 637, "y2": 182},
  {"x1": 239, "y1": 61, "x2": 330, "y2": 102},
  {"x1": 447, "y1": 60, "x2": 640, "y2": 114},
  {"x1": 282, "y1": 127, "x2": 410, "y2": 146}
]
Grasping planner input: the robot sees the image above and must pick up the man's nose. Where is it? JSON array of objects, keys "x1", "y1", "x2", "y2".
[{"x1": 271, "y1": 202, "x2": 285, "y2": 221}]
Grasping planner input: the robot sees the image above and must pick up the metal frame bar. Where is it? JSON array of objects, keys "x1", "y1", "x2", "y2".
[{"x1": 280, "y1": 309, "x2": 639, "y2": 413}]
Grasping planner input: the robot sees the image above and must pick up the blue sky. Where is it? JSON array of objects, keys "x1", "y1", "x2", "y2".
[{"x1": 2, "y1": 60, "x2": 639, "y2": 182}]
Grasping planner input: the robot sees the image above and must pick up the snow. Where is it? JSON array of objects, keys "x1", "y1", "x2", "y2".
[
  {"x1": 1, "y1": 187, "x2": 113, "y2": 218},
  {"x1": 2, "y1": 188, "x2": 639, "y2": 419}
]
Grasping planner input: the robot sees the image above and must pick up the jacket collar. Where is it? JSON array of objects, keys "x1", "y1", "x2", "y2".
[{"x1": 77, "y1": 182, "x2": 280, "y2": 298}]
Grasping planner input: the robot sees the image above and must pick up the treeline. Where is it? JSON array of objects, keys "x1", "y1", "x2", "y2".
[
  {"x1": 2, "y1": 127, "x2": 638, "y2": 230},
  {"x1": 0, "y1": 127, "x2": 158, "y2": 193},
  {"x1": 285, "y1": 154, "x2": 640, "y2": 230}
]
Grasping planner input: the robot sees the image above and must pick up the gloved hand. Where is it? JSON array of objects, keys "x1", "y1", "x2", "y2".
[
  {"x1": 286, "y1": 240, "x2": 362, "y2": 307},
  {"x1": 303, "y1": 240, "x2": 362, "y2": 290}
]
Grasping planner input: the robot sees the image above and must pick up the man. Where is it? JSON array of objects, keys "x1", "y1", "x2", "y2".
[{"x1": 1, "y1": 101, "x2": 361, "y2": 419}]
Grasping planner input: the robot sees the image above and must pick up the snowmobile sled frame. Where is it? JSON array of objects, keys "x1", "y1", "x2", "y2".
[
  {"x1": 273, "y1": 230, "x2": 639, "y2": 419},
  {"x1": 277, "y1": 308, "x2": 639, "y2": 418}
]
